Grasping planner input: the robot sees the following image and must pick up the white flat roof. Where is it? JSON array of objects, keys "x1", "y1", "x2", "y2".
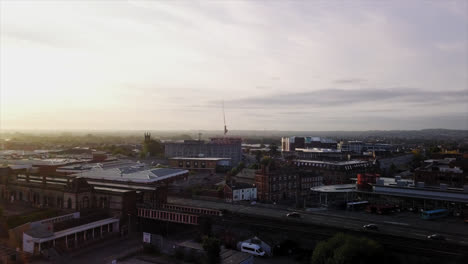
[
  {"x1": 28, "y1": 218, "x2": 119, "y2": 243},
  {"x1": 72, "y1": 167, "x2": 188, "y2": 184}
]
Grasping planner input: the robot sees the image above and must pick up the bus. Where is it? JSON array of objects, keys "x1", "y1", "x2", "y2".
[
  {"x1": 347, "y1": 201, "x2": 369, "y2": 211},
  {"x1": 421, "y1": 209, "x2": 449, "y2": 220}
]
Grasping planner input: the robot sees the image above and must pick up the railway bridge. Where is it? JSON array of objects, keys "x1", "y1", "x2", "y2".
[{"x1": 137, "y1": 203, "x2": 223, "y2": 225}]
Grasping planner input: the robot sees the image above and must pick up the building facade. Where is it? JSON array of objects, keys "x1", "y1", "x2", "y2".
[
  {"x1": 414, "y1": 158, "x2": 467, "y2": 188},
  {"x1": 168, "y1": 157, "x2": 231, "y2": 173},
  {"x1": 164, "y1": 138, "x2": 242, "y2": 166},
  {"x1": 224, "y1": 182, "x2": 257, "y2": 202},
  {"x1": 293, "y1": 160, "x2": 373, "y2": 185},
  {"x1": 255, "y1": 162, "x2": 322, "y2": 203},
  {"x1": 281, "y1": 137, "x2": 337, "y2": 152}
]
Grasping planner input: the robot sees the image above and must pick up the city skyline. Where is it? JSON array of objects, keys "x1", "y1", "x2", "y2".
[{"x1": 1, "y1": 0, "x2": 467, "y2": 131}]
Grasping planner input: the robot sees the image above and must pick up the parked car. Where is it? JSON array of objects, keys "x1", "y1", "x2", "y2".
[
  {"x1": 363, "y1": 224, "x2": 379, "y2": 230},
  {"x1": 240, "y1": 242, "x2": 266, "y2": 257},
  {"x1": 286, "y1": 212, "x2": 301, "y2": 218},
  {"x1": 427, "y1": 234, "x2": 446, "y2": 240}
]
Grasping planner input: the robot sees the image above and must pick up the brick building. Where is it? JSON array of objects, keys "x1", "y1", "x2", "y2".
[
  {"x1": 293, "y1": 159, "x2": 373, "y2": 185},
  {"x1": 414, "y1": 158, "x2": 467, "y2": 188},
  {"x1": 255, "y1": 161, "x2": 322, "y2": 203}
]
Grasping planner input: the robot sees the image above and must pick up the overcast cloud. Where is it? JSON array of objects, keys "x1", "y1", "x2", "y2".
[{"x1": 0, "y1": 0, "x2": 467, "y2": 131}]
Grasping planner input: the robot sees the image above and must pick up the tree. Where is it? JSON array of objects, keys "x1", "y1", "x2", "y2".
[
  {"x1": 254, "y1": 150, "x2": 263, "y2": 163},
  {"x1": 202, "y1": 236, "x2": 221, "y2": 264},
  {"x1": 311, "y1": 233, "x2": 384, "y2": 264},
  {"x1": 388, "y1": 163, "x2": 397, "y2": 176},
  {"x1": 142, "y1": 139, "x2": 164, "y2": 157},
  {"x1": 269, "y1": 143, "x2": 279, "y2": 157}
]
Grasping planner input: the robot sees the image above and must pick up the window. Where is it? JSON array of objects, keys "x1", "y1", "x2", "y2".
[
  {"x1": 201, "y1": 162, "x2": 206, "y2": 168},
  {"x1": 242, "y1": 246, "x2": 254, "y2": 252},
  {"x1": 194, "y1": 161, "x2": 198, "y2": 168},
  {"x1": 186, "y1": 161, "x2": 191, "y2": 167},
  {"x1": 178, "y1": 161, "x2": 183, "y2": 167}
]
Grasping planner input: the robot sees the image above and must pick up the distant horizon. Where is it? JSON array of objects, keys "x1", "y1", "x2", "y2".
[{"x1": 1, "y1": 127, "x2": 467, "y2": 134}]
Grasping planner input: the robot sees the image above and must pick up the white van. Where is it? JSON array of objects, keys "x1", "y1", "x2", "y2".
[{"x1": 240, "y1": 242, "x2": 265, "y2": 256}]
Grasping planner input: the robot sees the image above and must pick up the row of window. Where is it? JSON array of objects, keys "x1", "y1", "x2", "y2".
[
  {"x1": 178, "y1": 161, "x2": 207, "y2": 168},
  {"x1": 138, "y1": 209, "x2": 198, "y2": 224},
  {"x1": 162, "y1": 204, "x2": 222, "y2": 216}
]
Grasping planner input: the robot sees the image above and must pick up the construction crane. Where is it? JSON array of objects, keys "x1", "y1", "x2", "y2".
[{"x1": 223, "y1": 100, "x2": 228, "y2": 136}]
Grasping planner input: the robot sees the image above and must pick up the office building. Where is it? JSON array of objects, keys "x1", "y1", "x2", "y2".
[{"x1": 164, "y1": 137, "x2": 242, "y2": 166}]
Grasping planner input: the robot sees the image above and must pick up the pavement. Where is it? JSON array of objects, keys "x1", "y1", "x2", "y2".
[{"x1": 167, "y1": 196, "x2": 468, "y2": 245}]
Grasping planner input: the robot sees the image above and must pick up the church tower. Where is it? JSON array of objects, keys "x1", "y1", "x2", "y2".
[{"x1": 144, "y1": 132, "x2": 151, "y2": 143}]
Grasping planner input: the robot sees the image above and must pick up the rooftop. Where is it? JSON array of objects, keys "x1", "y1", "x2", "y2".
[
  {"x1": 170, "y1": 157, "x2": 231, "y2": 161},
  {"x1": 1, "y1": 158, "x2": 82, "y2": 167},
  {"x1": 71, "y1": 163, "x2": 188, "y2": 183},
  {"x1": 227, "y1": 181, "x2": 255, "y2": 190},
  {"x1": 294, "y1": 160, "x2": 370, "y2": 166},
  {"x1": 310, "y1": 184, "x2": 356, "y2": 193},
  {"x1": 295, "y1": 148, "x2": 341, "y2": 153}
]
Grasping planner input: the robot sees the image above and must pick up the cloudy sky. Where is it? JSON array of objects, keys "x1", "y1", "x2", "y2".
[{"x1": 1, "y1": 0, "x2": 467, "y2": 131}]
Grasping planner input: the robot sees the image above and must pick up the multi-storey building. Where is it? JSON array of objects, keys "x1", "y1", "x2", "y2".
[
  {"x1": 293, "y1": 159, "x2": 373, "y2": 185},
  {"x1": 255, "y1": 162, "x2": 322, "y2": 203},
  {"x1": 164, "y1": 137, "x2": 242, "y2": 166},
  {"x1": 168, "y1": 157, "x2": 231, "y2": 173},
  {"x1": 338, "y1": 141, "x2": 395, "y2": 154}
]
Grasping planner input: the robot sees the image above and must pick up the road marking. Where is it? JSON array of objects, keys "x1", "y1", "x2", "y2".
[{"x1": 383, "y1": 221, "x2": 410, "y2": 226}]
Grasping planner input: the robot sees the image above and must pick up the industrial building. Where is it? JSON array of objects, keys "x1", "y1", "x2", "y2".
[{"x1": 281, "y1": 137, "x2": 337, "y2": 152}]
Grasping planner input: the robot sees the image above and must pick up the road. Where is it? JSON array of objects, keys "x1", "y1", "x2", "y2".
[{"x1": 167, "y1": 197, "x2": 468, "y2": 245}]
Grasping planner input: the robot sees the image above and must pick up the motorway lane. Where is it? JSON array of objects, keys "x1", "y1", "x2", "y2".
[{"x1": 167, "y1": 197, "x2": 468, "y2": 245}]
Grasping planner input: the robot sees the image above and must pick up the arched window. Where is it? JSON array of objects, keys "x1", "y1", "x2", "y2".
[
  {"x1": 57, "y1": 197, "x2": 62, "y2": 208},
  {"x1": 67, "y1": 198, "x2": 72, "y2": 209},
  {"x1": 100, "y1": 197, "x2": 108, "y2": 208},
  {"x1": 19, "y1": 192, "x2": 23, "y2": 201},
  {"x1": 83, "y1": 196, "x2": 89, "y2": 208}
]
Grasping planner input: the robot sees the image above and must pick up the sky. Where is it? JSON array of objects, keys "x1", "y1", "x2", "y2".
[{"x1": 1, "y1": 0, "x2": 467, "y2": 131}]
